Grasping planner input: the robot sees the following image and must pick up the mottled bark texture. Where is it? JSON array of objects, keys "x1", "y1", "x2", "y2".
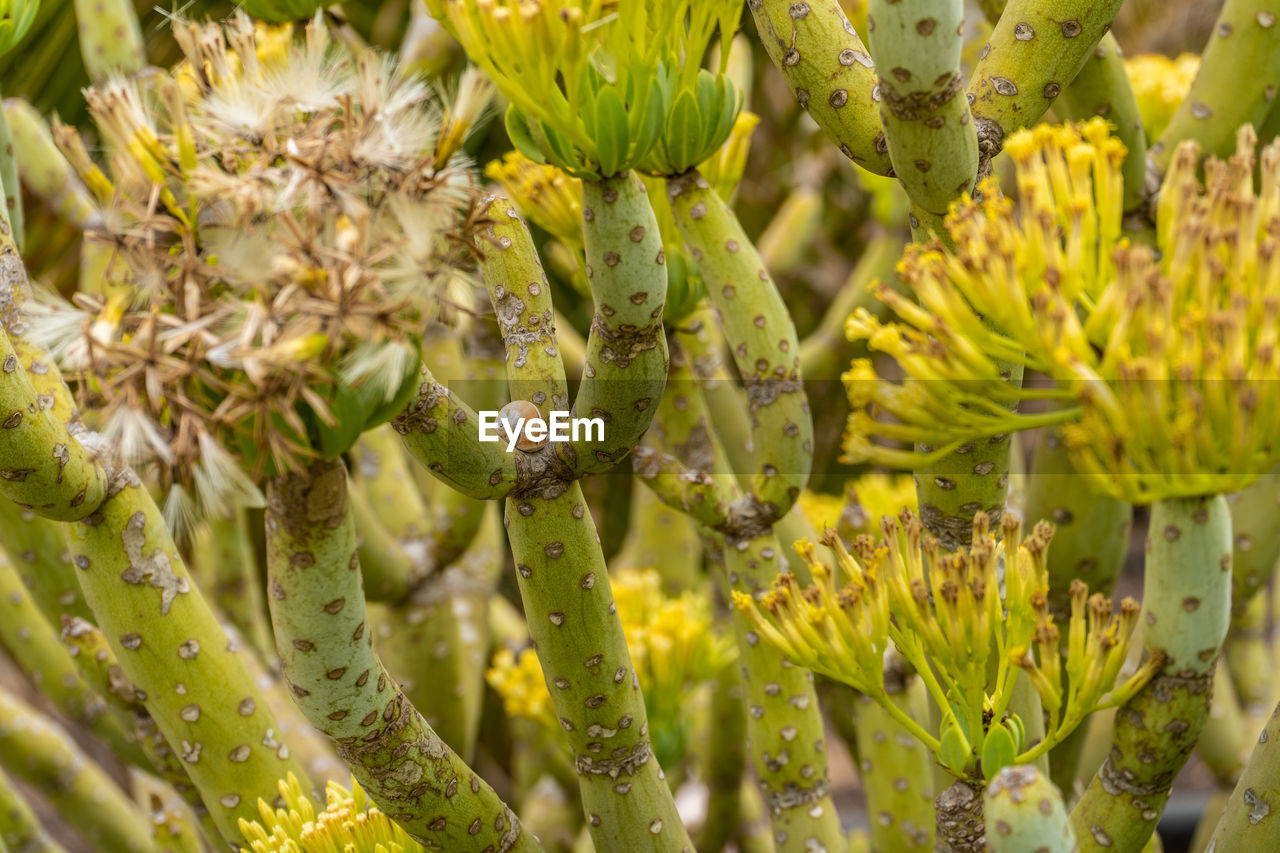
[
  {"x1": 504, "y1": 481, "x2": 694, "y2": 852},
  {"x1": 571, "y1": 175, "x2": 668, "y2": 475},
  {"x1": 748, "y1": 0, "x2": 894, "y2": 174},
  {"x1": 853, "y1": 682, "x2": 934, "y2": 850},
  {"x1": 914, "y1": 419, "x2": 1021, "y2": 552},
  {"x1": 936, "y1": 779, "x2": 986, "y2": 853},
  {"x1": 265, "y1": 458, "x2": 536, "y2": 852},
  {"x1": 1151, "y1": 0, "x2": 1280, "y2": 172},
  {"x1": 867, "y1": 0, "x2": 977, "y2": 223},
  {"x1": 68, "y1": 476, "x2": 311, "y2": 842},
  {"x1": 984, "y1": 766, "x2": 1077, "y2": 853},
  {"x1": 1208, "y1": 696, "x2": 1280, "y2": 849},
  {"x1": 667, "y1": 171, "x2": 812, "y2": 525},
  {"x1": 1070, "y1": 495, "x2": 1231, "y2": 852},
  {"x1": 967, "y1": 0, "x2": 1125, "y2": 170},
  {"x1": 1022, "y1": 427, "x2": 1132, "y2": 619}
]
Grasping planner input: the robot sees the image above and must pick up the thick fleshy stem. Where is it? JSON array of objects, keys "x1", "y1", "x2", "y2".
[
  {"x1": 1022, "y1": 427, "x2": 1132, "y2": 618},
  {"x1": 477, "y1": 199, "x2": 694, "y2": 849},
  {"x1": 0, "y1": 684, "x2": 159, "y2": 852},
  {"x1": 1207, "y1": 696, "x2": 1280, "y2": 848},
  {"x1": 984, "y1": 766, "x2": 1077, "y2": 853},
  {"x1": 393, "y1": 361, "x2": 519, "y2": 500},
  {"x1": 264, "y1": 457, "x2": 537, "y2": 852},
  {"x1": 0, "y1": 764, "x2": 65, "y2": 853},
  {"x1": 1069, "y1": 495, "x2": 1232, "y2": 852},
  {"x1": 59, "y1": 615, "x2": 220, "y2": 846},
  {"x1": 1054, "y1": 33, "x2": 1150, "y2": 212},
  {"x1": 914, "y1": 414, "x2": 1021, "y2": 552},
  {"x1": 503, "y1": 480, "x2": 694, "y2": 852},
  {"x1": 570, "y1": 175, "x2": 669, "y2": 475},
  {"x1": 748, "y1": 0, "x2": 893, "y2": 173},
  {"x1": 373, "y1": 504, "x2": 504, "y2": 761},
  {"x1": 0, "y1": 497, "x2": 93, "y2": 623},
  {"x1": 967, "y1": 0, "x2": 1124, "y2": 171},
  {"x1": 0, "y1": 99, "x2": 22, "y2": 253},
  {"x1": 1226, "y1": 469, "x2": 1280, "y2": 615},
  {"x1": 1226, "y1": 592, "x2": 1274, "y2": 713},
  {"x1": 935, "y1": 779, "x2": 986, "y2": 852},
  {"x1": 726, "y1": 532, "x2": 845, "y2": 852},
  {"x1": 67, "y1": 475, "x2": 313, "y2": 843},
  {"x1": 866, "y1": 0, "x2": 978, "y2": 223},
  {"x1": 667, "y1": 171, "x2": 812, "y2": 523},
  {"x1": 72, "y1": 0, "x2": 145, "y2": 82},
  {"x1": 0, "y1": 553, "x2": 145, "y2": 766},
  {"x1": 675, "y1": 302, "x2": 755, "y2": 489},
  {"x1": 853, "y1": 673, "x2": 935, "y2": 851},
  {"x1": 3, "y1": 99, "x2": 97, "y2": 230},
  {"x1": 1151, "y1": 0, "x2": 1280, "y2": 172},
  {"x1": 1196, "y1": 666, "x2": 1248, "y2": 788},
  {"x1": 695, "y1": 658, "x2": 748, "y2": 852},
  {"x1": 190, "y1": 509, "x2": 274, "y2": 658}
]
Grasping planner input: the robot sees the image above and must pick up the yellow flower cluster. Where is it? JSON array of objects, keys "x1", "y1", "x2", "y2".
[
  {"x1": 486, "y1": 646, "x2": 556, "y2": 725},
  {"x1": 844, "y1": 119, "x2": 1280, "y2": 502},
  {"x1": 1123, "y1": 53, "x2": 1200, "y2": 143},
  {"x1": 797, "y1": 472, "x2": 917, "y2": 538},
  {"x1": 484, "y1": 152, "x2": 584, "y2": 247},
  {"x1": 733, "y1": 512, "x2": 1155, "y2": 781},
  {"x1": 239, "y1": 773, "x2": 424, "y2": 853}
]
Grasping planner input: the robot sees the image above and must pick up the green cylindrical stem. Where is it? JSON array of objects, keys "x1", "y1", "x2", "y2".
[
  {"x1": 1151, "y1": 0, "x2": 1280, "y2": 171},
  {"x1": 853, "y1": 680, "x2": 935, "y2": 851},
  {"x1": 675, "y1": 303, "x2": 755, "y2": 489},
  {"x1": 985, "y1": 766, "x2": 1077, "y2": 853},
  {"x1": 0, "y1": 553, "x2": 145, "y2": 766},
  {"x1": 0, "y1": 685, "x2": 158, "y2": 852},
  {"x1": 1208, "y1": 697, "x2": 1280, "y2": 849},
  {"x1": 867, "y1": 0, "x2": 978, "y2": 217},
  {"x1": 668, "y1": 171, "x2": 812, "y2": 522},
  {"x1": 748, "y1": 0, "x2": 893, "y2": 173},
  {"x1": 571, "y1": 174, "x2": 668, "y2": 475},
  {"x1": 59, "y1": 615, "x2": 213, "y2": 838},
  {"x1": 1069, "y1": 495, "x2": 1232, "y2": 852},
  {"x1": 0, "y1": 102, "x2": 23, "y2": 253},
  {"x1": 374, "y1": 504, "x2": 503, "y2": 762},
  {"x1": 265, "y1": 457, "x2": 536, "y2": 851},
  {"x1": 915, "y1": 424, "x2": 1020, "y2": 551},
  {"x1": 503, "y1": 480, "x2": 693, "y2": 852},
  {"x1": 73, "y1": 0, "x2": 145, "y2": 82},
  {"x1": 0, "y1": 326, "x2": 107, "y2": 521},
  {"x1": 1054, "y1": 33, "x2": 1149, "y2": 211},
  {"x1": 967, "y1": 0, "x2": 1124, "y2": 168},
  {"x1": 350, "y1": 486, "x2": 417, "y2": 602},
  {"x1": 1197, "y1": 665, "x2": 1247, "y2": 787},
  {"x1": 1226, "y1": 468, "x2": 1280, "y2": 614},
  {"x1": 476, "y1": 197, "x2": 570, "y2": 411},
  {"x1": 3, "y1": 98, "x2": 97, "y2": 230},
  {"x1": 0, "y1": 764, "x2": 65, "y2": 853},
  {"x1": 1226, "y1": 591, "x2": 1273, "y2": 712},
  {"x1": 727, "y1": 532, "x2": 845, "y2": 853},
  {"x1": 190, "y1": 509, "x2": 273, "y2": 657},
  {"x1": 67, "y1": 477, "x2": 311, "y2": 844},
  {"x1": 394, "y1": 362, "x2": 519, "y2": 500},
  {"x1": 0, "y1": 496, "x2": 93, "y2": 623},
  {"x1": 696, "y1": 661, "x2": 748, "y2": 853},
  {"x1": 1023, "y1": 427, "x2": 1132, "y2": 618}
]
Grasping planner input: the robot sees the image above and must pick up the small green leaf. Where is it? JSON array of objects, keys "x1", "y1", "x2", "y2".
[
  {"x1": 980, "y1": 722, "x2": 1018, "y2": 779},
  {"x1": 1006, "y1": 712, "x2": 1027, "y2": 754},
  {"x1": 665, "y1": 89, "x2": 702, "y2": 173},
  {"x1": 504, "y1": 107, "x2": 545, "y2": 164},
  {"x1": 939, "y1": 725, "x2": 971, "y2": 776},
  {"x1": 593, "y1": 85, "x2": 629, "y2": 177},
  {"x1": 631, "y1": 76, "x2": 668, "y2": 169},
  {"x1": 539, "y1": 121, "x2": 577, "y2": 172}
]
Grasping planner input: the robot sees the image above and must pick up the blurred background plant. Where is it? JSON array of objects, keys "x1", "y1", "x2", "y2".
[{"x1": 0, "y1": 1, "x2": 1276, "y2": 852}]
